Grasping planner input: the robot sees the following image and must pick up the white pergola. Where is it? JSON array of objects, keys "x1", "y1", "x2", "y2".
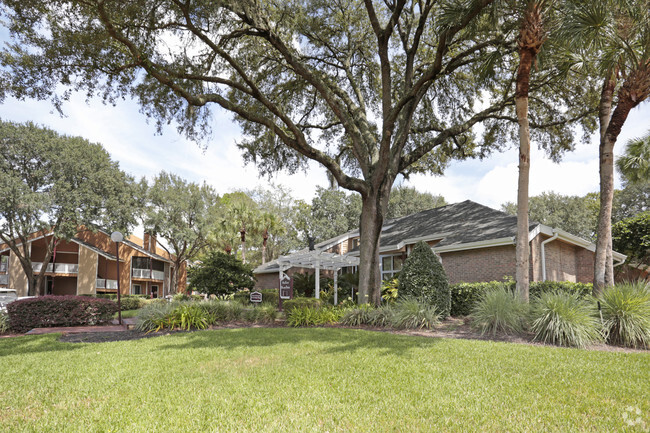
[{"x1": 277, "y1": 251, "x2": 360, "y2": 305}]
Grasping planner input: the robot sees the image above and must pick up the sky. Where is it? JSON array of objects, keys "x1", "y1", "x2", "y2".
[{"x1": 1, "y1": 91, "x2": 647, "y2": 211}]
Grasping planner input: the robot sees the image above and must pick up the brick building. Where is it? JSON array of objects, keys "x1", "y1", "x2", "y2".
[
  {"x1": 253, "y1": 200, "x2": 625, "y2": 289},
  {"x1": 0, "y1": 228, "x2": 186, "y2": 298}
]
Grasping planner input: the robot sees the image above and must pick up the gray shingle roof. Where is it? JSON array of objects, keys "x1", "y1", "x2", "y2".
[{"x1": 255, "y1": 200, "x2": 538, "y2": 274}]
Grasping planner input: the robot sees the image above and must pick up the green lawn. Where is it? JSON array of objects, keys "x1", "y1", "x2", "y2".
[
  {"x1": 112, "y1": 309, "x2": 140, "y2": 319},
  {"x1": 0, "y1": 328, "x2": 648, "y2": 432}
]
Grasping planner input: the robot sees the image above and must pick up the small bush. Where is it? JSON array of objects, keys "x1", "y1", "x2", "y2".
[
  {"x1": 119, "y1": 296, "x2": 145, "y2": 311},
  {"x1": 450, "y1": 281, "x2": 513, "y2": 317},
  {"x1": 340, "y1": 304, "x2": 374, "y2": 326},
  {"x1": 530, "y1": 292, "x2": 603, "y2": 348},
  {"x1": 257, "y1": 304, "x2": 278, "y2": 324},
  {"x1": 380, "y1": 279, "x2": 399, "y2": 304},
  {"x1": 135, "y1": 303, "x2": 175, "y2": 332},
  {"x1": 6, "y1": 296, "x2": 118, "y2": 333},
  {"x1": 391, "y1": 298, "x2": 440, "y2": 330},
  {"x1": 0, "y1": 311, "x2": 8, "y2": 333},
  {"x1": 282, "y1": 297, "x2": 323, "y2": 314},
  {"x1": 471, "y1": 286, "x2": 528, "y2": 336},
  {"x1": 368, "y1": 306, "x2": 395, "y2": 327},
  {"x1": 398, "y1": 241, "x2": 450, "y2": 318},
  {"x1": 286, "y1": 306, "x2": 344, "y2": 327},
  {"x1": 171, "y1": 304, "x2": 209, "y2": 330},
  {"x1": 233, "y1": 289, "x2": 279, "y2": 306},
  {"x1": 450, "y1": 280, "x2": 593, "y2": 317},
  {"x1": 600, "y1": 281, "x2": 650, "y2": 348}
]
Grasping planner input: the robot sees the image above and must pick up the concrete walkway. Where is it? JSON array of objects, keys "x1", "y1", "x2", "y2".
[{"x1": 23, "y1": 318, "x2": 137, "y2": 335}]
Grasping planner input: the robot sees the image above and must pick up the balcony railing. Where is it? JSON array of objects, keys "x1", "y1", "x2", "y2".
[
  {"x1": 132, "y1": 268, "x2": 165, "y2": 280},
  {"x1": 0, "y1": 263, "x2": 7, "y2": 273},
  {"x1": 0, "y1": 274, "x2": 7, "y2": 285},
  {"x1": 96, "y1": 278, "x2": 118, "y2": 290},
  {"x1": 33, "y1": 262, "x2": 79, "y2": 274}
]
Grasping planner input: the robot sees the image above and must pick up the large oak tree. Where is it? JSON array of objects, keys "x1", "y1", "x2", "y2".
[{"x1": 0, "y1": 0, "x2": 594, "y2": 303}]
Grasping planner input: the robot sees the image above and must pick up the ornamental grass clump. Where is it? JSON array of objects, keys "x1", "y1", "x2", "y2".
[
  {"x1": 600, "y1": 281, "x2": 650, "y2": 348},
  {"x1": 340, "y1": 304, "x2": 374, "y2": 326},
  {"x1": 391, "y1": 298, "x2": 439, "y2": 330},
  {"x1": 0, "y1": 311, "x2": 9, "y2": 333},
  {"x1": 135, "y1": 302, "x2": 175, "y2": 332},
  {"x1": 530, "y1": 292, "x2": 603, "y2": 348},
  {"x1": 471, "y1": 286, "x2": 528, "y2": 336},
  {"x1": 286, "y1": 306, "x2": 343, "y2": 327},
  {"x1": 368, "y1": 305, "x2": 395, "y2": 327}
]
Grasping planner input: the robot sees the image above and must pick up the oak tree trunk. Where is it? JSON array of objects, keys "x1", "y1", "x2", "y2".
[{"x1": 357, "y1": 184, "x2": 391, "y2": 306}]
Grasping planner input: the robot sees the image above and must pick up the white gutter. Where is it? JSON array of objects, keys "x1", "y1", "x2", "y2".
[{"x1": 541, "y1": 230, "x2": 559, "y2": 281}]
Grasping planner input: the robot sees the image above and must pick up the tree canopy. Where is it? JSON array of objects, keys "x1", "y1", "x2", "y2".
[
  {"x1": 143, "y1": 171, "x2": 218, "y2": 293},
  {"x1": 188, "y1": 251, "x2": 255, "y2": 298},
  {"x1": 0, "y1": 120, "x2": 139, "y2": 295},
  {"x1": 0, "y1": 0, "x2": 600, "y2": 303}
]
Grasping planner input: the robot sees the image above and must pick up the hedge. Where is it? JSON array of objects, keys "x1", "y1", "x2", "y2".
[
  {"x1": 281, "y1": 297, "x2": 323, "y2": 314},
  {"x1": 6, "y1": 296, "x2": 118, "y2": 333},
  {"x1": 450, "y1": 281, "x2": 594, "y2": 317},
  {"x1": 95, "y1": 294, "x2": 147, "y2": 310},
  {"x1": 233, "y1": 289, "x2": 279, "y2": 305}
]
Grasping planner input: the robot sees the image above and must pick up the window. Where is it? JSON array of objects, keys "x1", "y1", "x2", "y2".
[
  {"x1": 381, "y1": 255, "x2": 403, "y2": 280},
  {"x1": 132, "y1": 284, "x2": 142, "y2": 295}
]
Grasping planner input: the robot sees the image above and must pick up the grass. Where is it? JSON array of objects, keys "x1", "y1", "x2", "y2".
[
  {"x1": 0, "y1": 328, "x2": 648, "y2": 432},
  {"x1": 112, "y1": 309, "x2": 140, "y2": 319}
]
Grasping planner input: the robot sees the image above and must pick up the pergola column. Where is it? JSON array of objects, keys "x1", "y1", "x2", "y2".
[
  {"x1": 314, "y1": 260, "x2": 320, "y2": 299},
  {"x1": 333, "y1": 270, "x2": 338, "y2": 305}
]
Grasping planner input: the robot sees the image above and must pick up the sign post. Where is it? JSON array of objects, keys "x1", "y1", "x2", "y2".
[
  {"x1": 250, "y1": 291, "x2": 263, "y2": 305},
  {"x1": 279, "y1": 275, "x2": 293, "y2": 311}
]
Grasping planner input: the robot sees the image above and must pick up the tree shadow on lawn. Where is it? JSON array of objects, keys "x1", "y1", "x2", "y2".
[
  {"x1": 0, "y1": 334, "x2": 82, "y2": 357},
  {"x1": 155, "y1": 327, "x2": 442, "y2": 358}
]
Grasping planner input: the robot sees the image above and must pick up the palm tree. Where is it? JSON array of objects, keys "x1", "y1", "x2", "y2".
[
  {"x1": 259, "y1": 212, "x2": 284, "y2": 264},
  {"x1": 515, "y1": 1, "x2": 547, "y2": 302},
  {"x1": 562, "y1": 0, "x2": 650, "y2": 294},
  {"x1": 616, "y1": 131, "x2": 650, "y2": 185},
  {"x1": 231, "y1": 202, "x2": 257, "y2": 264}
]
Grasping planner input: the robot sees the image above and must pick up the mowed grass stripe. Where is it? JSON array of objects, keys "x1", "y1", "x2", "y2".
[{"x1": 0, "y1": 328, "x2": 647, "y2": 432}]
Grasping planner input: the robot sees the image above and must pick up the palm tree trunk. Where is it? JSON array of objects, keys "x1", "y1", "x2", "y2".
[
  {"x1": 515, "y1": 50, "x2": 532, "y2": 302},
  {"x1": 514, "y1": 2, "x2": 544, "y2": 302},
  {"x1": 594, "y1": 65, "x2": 650, "y2": 294}
]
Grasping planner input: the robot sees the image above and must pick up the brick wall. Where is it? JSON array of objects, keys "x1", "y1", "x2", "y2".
[
  {"x1": 543, "y1": 239, "x2": 578, "y2": 282},
  {"x1": 440, "y1": 245, "x2": 516, "y2": 285}
]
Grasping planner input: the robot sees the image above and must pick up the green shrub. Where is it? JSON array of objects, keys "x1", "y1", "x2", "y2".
[
  {"x1": 233, "y1": 289, "x2": 279, "y2": 306},
  {"x1": 340, "y1": 304, "x2": 374, "y2": 326},
  {"x1": 173, "y1": 293, "x2": 192, "y2": 302},
  {"x1": 398, "y1": 241, "x2": 450, "y2": 318},
  {"x1": 257, "y1": 304, "x2": 278, "y2": 324},
  {"x1": 171, "y1": 304, "x2": 209, "y2": 330},
  {"x1": 368, "y1": 306, "x2": 395, "y2": 327},
  {"x1": 286, "y1": 306, "x2": 343, "y2": 327},
  {"x1": 135, "y1": 303, "x2": 175, "y2": 332},
  {"x1": 0, "y1": 311, "x2": 9, "y2": 333},
  {"x1": 391, "y1": 298, "x2": 440, "y2": 330},
  {"x1": 450, "y1": 281, "x2": 513, "y2": 317},
  {"x1": 380, "y1": 278, "x2": 399, "y2": 304},
  {"x1": 471, "y1": 286, "x2": 528, "y2": 336},
  {"x1": 530, "y1": 292, "x2": 603, "y2": 348},
  {"x1": 119, "y1": 296, "x2": 145, "y2": 311},
  {"x1": 450, "y1": 280, "x2": 593, "y2": 317},
  {"x1": 529, "y1": 281, "x2": 593, "y2": 299},
  {"x1": 600, "y1": 281, "x2": 650, "y2": 348},
  {"x1": 282, "y1": 297, "x2": 323, "y2": 314}
]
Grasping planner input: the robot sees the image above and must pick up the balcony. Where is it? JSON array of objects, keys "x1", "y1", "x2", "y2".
[
  {"x1": 0, "y1": 274, "x2": 7, "y2": 285},
  {"x1": 96, "y1": 278, "x2": 118, "y2": 290},
  {"x1": 33, "y1": 262, "x2": 79, "y2": 274},
  {"x1": 0, "y1": 263, "x2": 7, "y2": 273},
  {"x1": 132, "y1": 268, "x2": 164, "y2": 280}
]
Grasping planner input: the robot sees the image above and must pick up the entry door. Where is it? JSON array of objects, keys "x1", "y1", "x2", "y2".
[
  {"x1": 46, "y1": 277, "x2": 54, "y2": 295},
  {"x1": 151, "y1": 285, "x2": 159, "y2": 299}
]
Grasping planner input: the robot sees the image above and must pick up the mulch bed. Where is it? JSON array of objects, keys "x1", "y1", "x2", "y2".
[{"x1": 46, "y1": 317, "x2": 647, "y2": 353}]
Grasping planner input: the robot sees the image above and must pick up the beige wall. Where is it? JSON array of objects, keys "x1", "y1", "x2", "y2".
[
  {"x1": 9, "y1": 249, "x2": 28, "y2": 297},
  {"x1": 77, "y1": 245, "x2": 98, "y2": 295}
]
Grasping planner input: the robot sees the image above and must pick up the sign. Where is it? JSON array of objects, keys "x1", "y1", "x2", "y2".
[
  {"x1": 279, "y1": 276, "x2": 292, "y2": 299},
  {"x1": 250, "y1": 291, "x2": 263, "y2": 303}
]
